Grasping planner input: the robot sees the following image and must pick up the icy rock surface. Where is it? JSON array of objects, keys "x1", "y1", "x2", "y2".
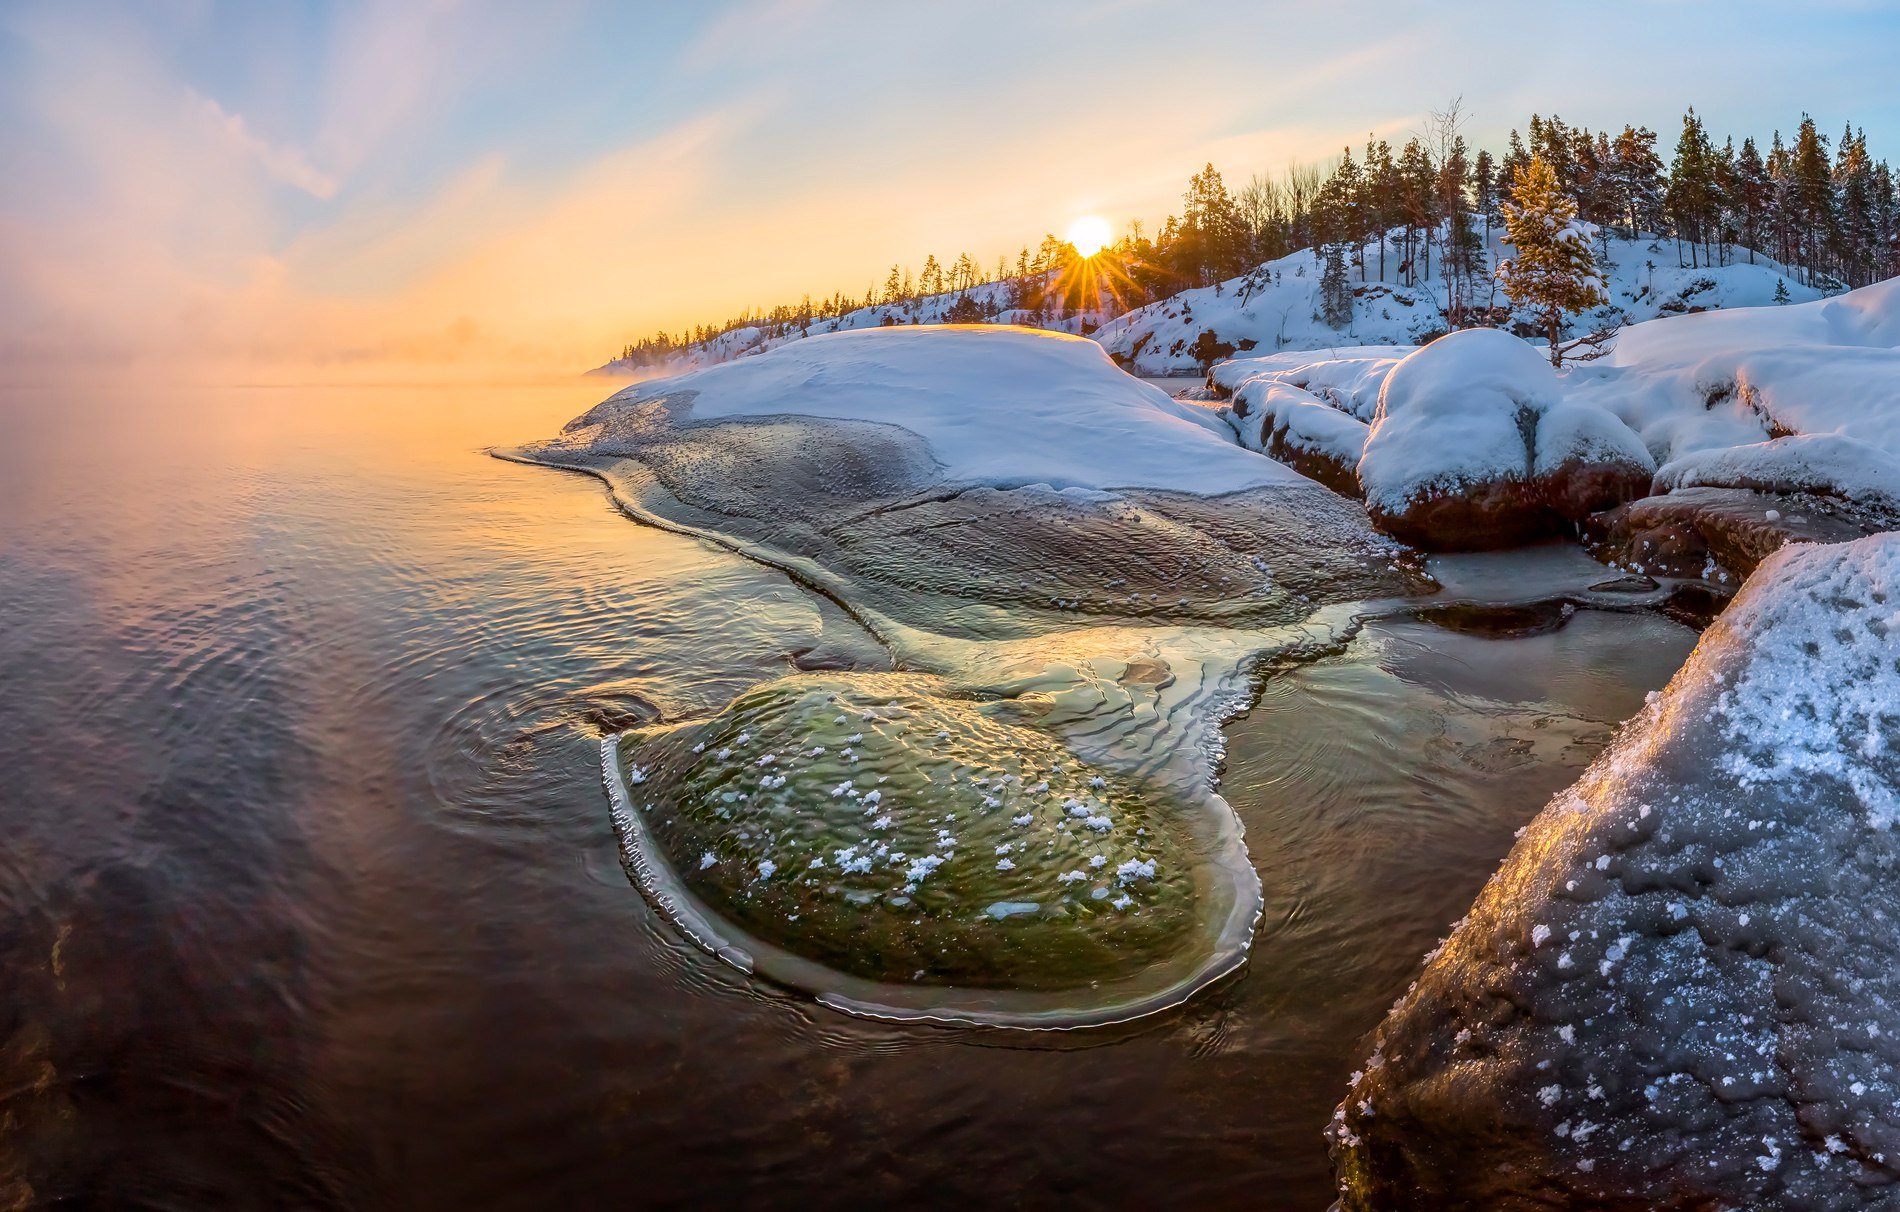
[
  {"x1": 521, "y1": 326, "x2": 1425, "y2": 638},
  {"x1": 1357, "y1": 329, "x2": 1653, "y2": 549},
  {"x1": 1330, "y1": 533, "x2": 1900, "y2": 1210}
]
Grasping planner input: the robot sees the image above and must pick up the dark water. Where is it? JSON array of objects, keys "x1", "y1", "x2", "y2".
[{"x1": 0, "y1": 382, "x2": 1698, "y2": 1209}]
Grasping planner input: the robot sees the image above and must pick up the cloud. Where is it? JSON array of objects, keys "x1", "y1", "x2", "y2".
[{"x1": 191, "y1": 91, "x2": 339, "y2": 199}]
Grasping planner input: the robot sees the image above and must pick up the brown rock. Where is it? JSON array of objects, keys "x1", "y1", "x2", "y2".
[
  {"x1": 1259, "y1": 425, "x2": 1362, "y2": 497},
  {"x1": 1369, "y1": 456, "x2": 1650, "y2": 552},
  {"x1": 1581, "y1": 486, "x2": 1897, "y2": 581}
]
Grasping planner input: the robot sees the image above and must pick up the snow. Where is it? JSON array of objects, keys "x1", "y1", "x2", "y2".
[
  {"x1": 1566, "y1": 275, "x2": 1900, "y2": 487},
  {"x1": 1656, "y1": 433, "x2": 1900, "y2": 508},
  {"x1": 1332, "y1": 533, "x2": 1900, "y2": 1205},
  {"x1": 594, "y1": 325, "x2": 1305, "y2": 495}
]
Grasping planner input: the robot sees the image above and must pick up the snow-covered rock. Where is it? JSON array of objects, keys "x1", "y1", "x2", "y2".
[
  {"x1": 1226, "y1": 381, "x2": 1368, "y2": 496},
  {"x1": 1356, "y1": 329, "x2": 1652, "y2": 549},
  {"x1": 1210, "y1": 347, "x2": 1409, "y2": 421},
  {"x1": 527, "y1": 324, "x2": 1426, "y2": 637},
  {"x1": 1330, "y1": 533, "x2": 1900, "y2": 1210},
  {"x1": 579, "y1": 325, "x2": 1301, "y2": 496},
  {"x1": 1657, "y1": 434, "x2": 1900, "y2": 509}
]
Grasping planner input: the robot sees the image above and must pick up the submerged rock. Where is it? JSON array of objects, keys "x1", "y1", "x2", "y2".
[
  {"x1": 615, "y1": 672, "x2": 1200, "y2": 993},
  {"x1": 1413, "y1": 598, "x2": 1578, "y2": 639},
  {"x1": 1584, "y1": 484, "x2": 1900, "y2": 583},
  {"x1": 1358, "y1": 330, "x2": 1653, "y2": 551},
  {"x1": 1329, "y1": 533, "x2": 1900, "y2": 1210}
]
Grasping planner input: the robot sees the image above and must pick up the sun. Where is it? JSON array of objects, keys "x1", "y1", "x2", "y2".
[{"x1": 1065, "y1": 214, "x2": 1112, "y2": 258}]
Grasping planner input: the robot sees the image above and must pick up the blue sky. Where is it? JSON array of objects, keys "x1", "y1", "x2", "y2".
[{"x1": 3, "y1": 0, "x2": 1898, "y2": 376}]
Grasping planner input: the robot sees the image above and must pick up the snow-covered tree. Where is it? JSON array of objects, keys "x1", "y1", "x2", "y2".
[{"x1": 1497, "y1": 155, "x2": 1609, "y2": 367}]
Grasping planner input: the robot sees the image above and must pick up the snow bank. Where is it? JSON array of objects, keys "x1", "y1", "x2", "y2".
[
  {"x1": 594, "y1": 325, "x2": 1304, "y2": 495},
  {"x1": 1331, "y1": 533, "x2": 1900, "y2": 1209},
  {"x1": 1657, "y1": 433, "x2": 1900, "y2": 507}
]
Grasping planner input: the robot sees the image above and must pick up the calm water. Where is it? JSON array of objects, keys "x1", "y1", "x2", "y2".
[{"x1": 0, "y1": 382, "x2": 1698, "y2": 1209}]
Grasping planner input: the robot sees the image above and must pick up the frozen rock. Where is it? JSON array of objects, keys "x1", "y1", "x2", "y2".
[
  {"x1": 1330, "y1": 533, "x2": 1900, "y2": 1210},
  {"x1": 516, "y1": 326, "x2": 1427, "y2": 635}
]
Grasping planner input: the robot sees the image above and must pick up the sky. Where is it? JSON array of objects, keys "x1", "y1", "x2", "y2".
[{"x1": 3, "y1": 0, "x2": 1899, "y2": 382}]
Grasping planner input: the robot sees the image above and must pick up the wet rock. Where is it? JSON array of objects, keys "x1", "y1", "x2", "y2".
[
  {"x1": 1582, "y1": 485, "x2": 1899, "y2": 582},
  {"x1": 1414, "y1": 599, "x2": 1578, "y2": 639},
  {"x1": 1656, "y1": 581, "x2": 1732, "y2": 629},
  {"x1": 1587, "y1": 573, "x2": 1659, "y2": 594},
  {"x1": 1330, "y1": 534, "x2": 1900, "y2": 1211}
]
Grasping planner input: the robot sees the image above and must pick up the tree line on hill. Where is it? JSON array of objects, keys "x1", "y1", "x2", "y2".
[{"x1": 611, "y1": 103, "x2": 1900, "y2": 368}]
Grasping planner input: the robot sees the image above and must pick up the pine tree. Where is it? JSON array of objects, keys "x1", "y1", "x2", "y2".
[
  {"x1": 1732, "y1": 136, "x2": 1771, "y2": 263},
  {"x1": 1774, "y1": 277, "x2": 1791, "y2": 304},
  {"x1": 1498, "y1": 155, "x2": 1609, "y2": 367},
  {"x1": 1472, "y1": 148, "x2": 1499, "y2": 240},
  {"x1": 1666, "y1": 109, "x2": 1718, "y2": 267},
  {"x1": 1608, "y1": 125, "x2": 1664, "y2": 237},
  {"x1": 1791, "y1": 116, "x2": 1835, "y2": 285},
  {"x1": 1319, "y1": 242, "x2": 1354, "y2": 329}
]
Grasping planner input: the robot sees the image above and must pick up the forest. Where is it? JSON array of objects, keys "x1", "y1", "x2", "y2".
[{"x1": 611, "y1": 106, "x2": 1900, "y2": 368}]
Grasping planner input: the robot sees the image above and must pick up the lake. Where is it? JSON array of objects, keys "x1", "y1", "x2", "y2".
[{"x1": 0, "y1": 380, "x2": 1697, "y2": 1208}]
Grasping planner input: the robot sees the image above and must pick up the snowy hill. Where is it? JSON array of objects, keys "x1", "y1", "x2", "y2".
[
  {"x1": 1094, "y1": 228, "x2": 1825, "y2": 375},
  {"x1": 588, "y1": 281, "x2": 1096, "y2": 378},
  {"x1": 595, "y1": 228, "x2": 1827, "y2": 380}
]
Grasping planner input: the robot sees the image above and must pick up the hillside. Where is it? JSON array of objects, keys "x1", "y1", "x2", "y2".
[
  {"x1": 594, "y1": 226, "x2": 1827, "y2": 379},
  {"x1": 587, "y1": 280, "x2": 1094, "y2": 377},
  {"x1": 1093, "y1": 228, "x2": 1823, "y2": 374}
]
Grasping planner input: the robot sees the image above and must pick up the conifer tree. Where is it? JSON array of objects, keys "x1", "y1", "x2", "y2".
[
  {"x1": 1498, "y1": 155, "x2": 1609, "y2": 367},
  {"x1": 1319, "y1": 242, "x2": 1354, "y2": 329},
  {"x1": 1608, "y1": 125, "x2": 1664, "y2": 237}
]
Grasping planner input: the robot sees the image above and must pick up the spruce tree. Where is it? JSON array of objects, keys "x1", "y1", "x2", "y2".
[{"x1": 1498, "y1": 155, "x2": 1609, "y2": 367}]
